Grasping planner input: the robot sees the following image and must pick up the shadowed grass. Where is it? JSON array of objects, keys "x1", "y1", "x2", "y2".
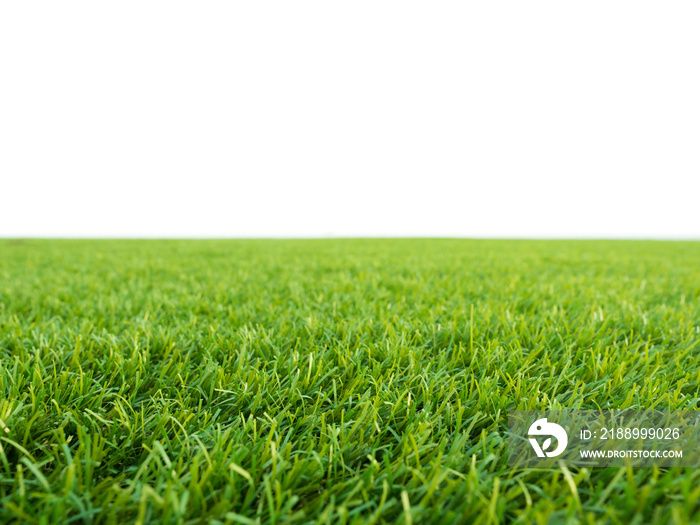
[{"x1": 0, "y1": 239, "x2": 699, "y2": 524}]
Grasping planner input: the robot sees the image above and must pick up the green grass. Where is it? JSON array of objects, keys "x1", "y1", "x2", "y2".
[{"x1": 1, "y1": 239, "x2": 699, "y2": 524}]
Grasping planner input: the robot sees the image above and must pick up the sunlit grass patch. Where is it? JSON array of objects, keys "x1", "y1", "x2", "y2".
[{"x1": 0, "y1": 239, "x2": 699, "y2": 523}]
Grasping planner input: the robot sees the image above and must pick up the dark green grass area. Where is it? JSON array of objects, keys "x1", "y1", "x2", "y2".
[{"x1": 1, "y1": 239, "x2": 699, "y2": 524}]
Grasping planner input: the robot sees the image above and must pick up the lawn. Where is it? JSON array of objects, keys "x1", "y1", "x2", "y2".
[{"x1": 0, "y1": 239, "x2": 699, "y2": 524}]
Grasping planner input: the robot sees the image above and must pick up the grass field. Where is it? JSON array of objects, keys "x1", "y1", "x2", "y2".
[{"x1": 0, "y1": 239, "x2": 699, "y2": 524}]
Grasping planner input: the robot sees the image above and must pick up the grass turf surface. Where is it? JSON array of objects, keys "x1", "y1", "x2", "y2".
[{"x1": 1, "y1": 239, "x2": 699, "y2": 524}]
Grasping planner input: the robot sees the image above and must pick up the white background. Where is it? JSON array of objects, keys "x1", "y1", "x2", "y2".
[{"x1": 1, "y1": 2, "x2": 698, "y2": 238}]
